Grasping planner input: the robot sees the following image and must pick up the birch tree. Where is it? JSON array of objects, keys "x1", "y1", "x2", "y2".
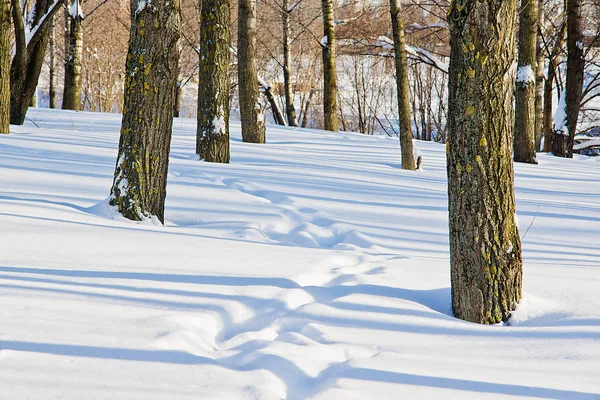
[
  {"x1": 447, "y1": 0, "x2": 523, "y2": 324},
  {"x1": 321, "y1": 0, "x2": 338, "y2": 132},
  {"x1": 109, "y1": 0, "x2": 181, "y2": 223}
]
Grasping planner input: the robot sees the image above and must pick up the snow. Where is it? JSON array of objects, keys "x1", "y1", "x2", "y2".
[
  {"x1": 553, "y1": 90, "x2": 569, "y2": 136},
  {"x1": 515, "y1": 65, "x2": 535, "y2": 84},
  {"x1": 320, "y1": 35, "x2": 328, "y2": 47},
  {"x1": 1, "y1": 108, "x2": 600, "y2": 399},
  {"x1": 68, "y1": 0, "x2": 85, "y2": 20}
]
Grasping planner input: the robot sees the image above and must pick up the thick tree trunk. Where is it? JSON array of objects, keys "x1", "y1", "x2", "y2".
[
  {"x1": 552, "y1": 0, "x2": 584, "y2": 158},
  {"x1": 109, "y1": 0, "x2": 180, "y2": 224},
  {"x1": 238, "y1": 0, "x2": 265, "y2": 143},
  {"x1": 10, "y1": 0, "x2": 59, "y2": 125},
  {"x1": 0, "y1": 0, "x2": 10, "y2": 133},
  {"x1": 447, "y1": 0, "x2": 523, "y2": 324},
  {"x1": 514, "y1": 0, "x2": 538, "y2": 164},
  {"x1": 196, "y1": 0, "x2": 230, "y2": 162},
  {"x1": 389, "y1": 0, "x2": 415, "y2": 170},
  {"x1": 533, "y1": 0, "x2": 544, "y2": 151},
  {"x1": 321, "y1": 0, "x2": 338, "y2": 132},
  {"x1": 282, "y1": 0, "x2": 297, "y2": 127},
  {"x1": 62, "y1": 0, "x2": 84, "y2": 111},
  {"x1": 49, "y1": 20, "x2": 57, "y2": 109}
]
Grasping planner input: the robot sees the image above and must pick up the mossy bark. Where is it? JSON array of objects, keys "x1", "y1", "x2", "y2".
[
  {"x1": 389, "y1": 0, "x2": 415, "y2": 170},
  {"x1": 196, "y1": 0, "x2": 230, "y2": 162},
  {"x1": 552, "y1": 0, "x2": 584, "y2": 158},
  {"x1": 62, "y1": 3, "x2": 84, "y2": 111},
  {"x1": 514, "y1": 0, "x2": 538, "y2": 164},
  {"x1": 321, "y1": 0, "x2": 338, "y2": 132},
  {"x1": 238, "y1": 0, "x2": 265, "y2": 143},
  {"x1": 0, "y1": 0, "x2": 10, "y2": 134},
  {"x1": 109, "y1": 0, "x2": 181, "y2": 224},
  {"x1": 447, "y1": 0, "x2": 523, "y2": 324}
]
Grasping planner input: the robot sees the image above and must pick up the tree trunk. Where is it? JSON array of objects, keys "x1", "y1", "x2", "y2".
[
  {"x1": 301, "y1": 88, "x2": 314, "y2": 128},
  {"x1": 389, "y1": 0, "x2": 415, "y2": 170},
  {"x1": 49, "y1": 20, "x2": 57, "y2": 109},
  {"x1": 109, "y1": 0, "x2": 180, "y2": 224},
  {"x1": 321, "y1": 0, "x2": 338, "y2": 132},
  {"x1": 173, "y1": 82, "x2": 181, "y2": 117},
  {"x1": 282, "y1": 0, "x2": 297, "y2": 127},
  {"x1": 196, "y1": 0, "x2": 230, "y2": 162},
  {"x1": 0, "y1": 0, "x2": 10, "y2": 134},
  {"x1": 62, "y1": 0, "x2": 84, "y2": 111},
  {"x1": 447, "y1": 0, "x2": 523, "y2": 324},
  {"x1": 514, "y1": 0, "x2": 538, "y2": 164},
  {"x1": 238, "y1": 0, "x2": 265, "y2": 143},
  {"x1": 533, "y1": 0, "x2": 544, "y2": 151},
  {"x1": 10, "y1": 0, "x2": 60, "y2": 125},
  {"x1": 262, "y1": 84, "x2": 286, "y2": 125},
  {"x1": 552, "y1": 0, "x2": 584, "y2": 158},
  {"x1": 543, "y1": 22, "x2": 566, "y2": 152}
]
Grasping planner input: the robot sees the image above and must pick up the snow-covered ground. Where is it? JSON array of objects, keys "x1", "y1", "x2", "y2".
[{"x1": 1, "y1": 108, "x2": 600, "y2": 399}]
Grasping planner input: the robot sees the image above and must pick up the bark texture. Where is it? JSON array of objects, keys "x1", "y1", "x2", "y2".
[
  {"x1": 10, "y1": 0, "x2": 60, "y2": 125},
  {"x1": 447, "y1": 0, "x2": 523, "y2": 324},
  {"x1": 282, "y1": 0, "x2": 297, "y2": 126},
  {"x1": 542, "y1": 22, "x2": 566, "y2": 152},
  {"x1": 238, "y1": 0, "x2": 265, "y2": 143},
  {"x1": 196, "y1": 0, "x2": 230, "y2": 162},
  {"x1": 321, "y1": 0, "x2": 338, "y2": 132},
  {"x1": 533, "y1": 0, "x2": 544, "y2": 151},
  {"x1": 390, "y1": 0, "x2": 416, "y2": 170},
  {"x1": 552, "y1": 0, "x2": 584, "y2": 158},
  {"x1": 0, "y1": 0, "x2": 10, "y2": 133},
  {"x1": 514, "y1": 0, "x2": 538, "y2": 164},
  {"x1": 62, "y1": 0, "x2": 84, "y2": 111},
  {"x1": 109, "y1": 0, "x2": 181, "y2": 224}
]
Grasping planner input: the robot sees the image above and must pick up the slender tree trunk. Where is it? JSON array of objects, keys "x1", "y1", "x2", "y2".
[
  {"x1": 389, "y1": 0, "x2": 415, "y2": 170},
  {"x1": 447, "y1": 0, "x2": 523, "y2": 324},
  {"x1": 173, "y1": 82, "x2": 181, "y2": 118},
  {"x1": 10, "y1": 0, "x2": 59, "y2": 125},
  {"x1": 196, "y1": 0, "x2": 230, "y2": 162},
  {"x1": 62, "y1": 0, "x2": 84, "y2": 110},
  {"x1": 514, "y1": 0, "x2": 538, "y2": 164},
  {"x1": 552, "y1": 0, "x2": 584, "y2": 158},
  {"x1": 109, "y1": 0, "x2": 181, "y2": 224},
  {"x1": 321, "y1": 0, "x2": 338, "y2": 132},
  {"x1": 301, "y1": 88, "x2": 314, "y2": 128},
  {"x1": 262, "y1": 84, "x2": 286, "y2": 125},
  {"x1": 282, "y1": 0, "x2": 297, "y2": 126},
  {"x1": 49, "y1": 20, "x2": 57, "y2": 108},
  {"x1": 534, "y1": 0, "x2": 544, "y2": 151},
  {"x1": 0, "y1": 0, "x2": 10, "y2": 133},
  {"x1": 543, "y1": 22, "x2": 566, "y2": 152},
  {"x1": 238, "y1": 0, "x2": 265, "y2": 143}
]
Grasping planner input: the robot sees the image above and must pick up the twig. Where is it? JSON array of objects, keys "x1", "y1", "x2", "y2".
[
  {"x1": 520, "y1": 205, "x2": 540, "y2": 241},
  {"x1": 25, "y1": 117, "x2": 41, "y2": 128}
]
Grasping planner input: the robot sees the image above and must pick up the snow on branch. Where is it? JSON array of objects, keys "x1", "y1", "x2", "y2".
[
  {"x1": 375, "y1": 36, "x2": 449, "y2": 74},
  {"x1": 23, "y1": 0, "x2": 63, "y2": 47}
]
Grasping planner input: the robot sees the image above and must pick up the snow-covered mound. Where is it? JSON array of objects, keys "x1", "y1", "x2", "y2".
[{"x1": 1, "y1": 108, "x2": 599, "y2": 399}]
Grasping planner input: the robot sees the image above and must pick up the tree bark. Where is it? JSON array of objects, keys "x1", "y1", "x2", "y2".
[
  {"x1": 109, "y1": 0, "x2": 181, "y2": 224},
  {"x1": 196, "y1": 0, "x2": 230, "y2": 162},
  {"x1": 321, "y1": 0, "x2": 338, "y2": 132},
  {"x1": 10, "y1": 0, "x2": 61, "y2": 125},
  {"x1": 261, "y1": 84, "x2": 286, "y2": 126},
  {"x1": 282, "y1": 0, "x2": 297, "y2": 127},
  {"x1": 238, "y1": 0, "x2": 265, "y2": 143},
  {"x1": 552, "y1": 0, "x2": 584, "y2": 158},
  {"x1": 447, "y1": 0, "x2": 523, "y2": 324},
  {"x1": 533, "y1": 0, "x2": 544, "y2": 151},
  {"x1": 49, "y1": 20, "x2": 57, "y2": 109},
  {"x1": 514, "y1": 0, "x2": 538, "y2": 164},
  {"x1": 542, "y1": 21, "x2": 566, "y2": 152},
  {"x1": 173, "y1": 82, "x2": 181, "y2": 117},
  {"x1": 389, "y1": 0, "x2": 415, "y2": 170},
  {"x1": 62, "y1": 0, "x2": 84, "y2": 111},
  {"x1": 0, "y1": 0, "x2": 10, "y2": 133}
]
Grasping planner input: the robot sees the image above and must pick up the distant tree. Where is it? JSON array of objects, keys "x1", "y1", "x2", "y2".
[
  {"x1": 196, "y1": 0, "x2": 230, "y2": 162},
  {"x1": 514, "y1": 0, "x2": 538, "y2": 164},
  {"x1": 48, "y1": 20, "x2": 58, "y2": 109},
  {"x1": 321, "y1": 0, "x2": 338, "y2": 132},
  {"x1": 534, "y1": 0, "x2": 544, "y2": 151},
  {"x1": 281, "y1": 0, "x2": 297, "y2": 126},
  {"x1": 238, "y1": 0, "x2": 266, "y2": 143},
  {"x1": 552, "y1": 0, "x2": 584, "y2": 157},
  {"x1": 62, "y1": 0, "x2": 84, "y2": 111},
  {"x1": 447, "y1": 0, "x2": 523, "y2": 324},
  {"x1": 109, "y1": 0, "x2": 181, "y2": 223},
  {"x1": 389, "y1": 0, "x2": 416, "y2": 170},
  {"x1": 542, "y1": 20, "x2": 566, "y2": 152},
  {"x1": 0, "y1": 0, "x2": 9, "y2": 133},
  {"x1": 10, "y1": 0, "x2": 62, "y2": 125}
]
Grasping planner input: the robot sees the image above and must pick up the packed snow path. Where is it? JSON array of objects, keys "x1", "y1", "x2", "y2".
[{"x1": 1, "y1": 109, "x2": 599, "y2": 399}]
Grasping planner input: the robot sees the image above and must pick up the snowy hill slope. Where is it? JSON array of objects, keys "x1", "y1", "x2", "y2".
[{"x1": 1, "y1": 108, "x2": 599, "y2": 399}]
